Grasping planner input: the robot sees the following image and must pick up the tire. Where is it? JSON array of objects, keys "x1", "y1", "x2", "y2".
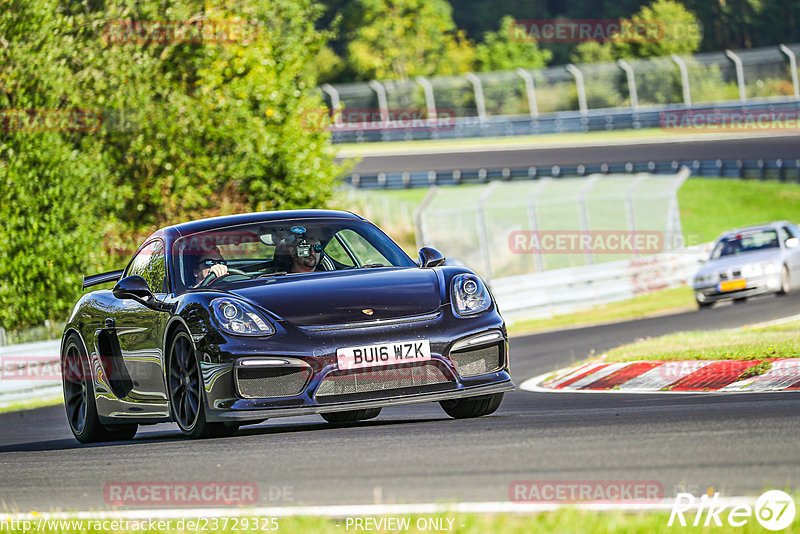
[
  {"x1": 440, "y1": 393, "x2": 504, "y2": 419},
  {"x1": 777, "y1": 265, "x2": 791, "y2": 295},
  {"x1": 321, "y1": 408, "x2": 381, "y2": 424},
  {"x1": 696, "y1": 299, "x2": 714, "y2": 310},
  {"x1": 167, "y1": 330, "x2": 236, "y2": 439},
  {"x1": 62, "y1": 333, "x2": 138, "y2": 443}
]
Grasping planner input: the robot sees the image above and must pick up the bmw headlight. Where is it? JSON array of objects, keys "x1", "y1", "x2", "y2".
[
  {"x1": 741, "y1": 263, "x2": 764, "y2": 277},
  {"x1": 211, "y1": 298, "x2": 275, "y2": 336},
  {"x1": 452, "y1": 274, "x2": 492, "y2": 316}
]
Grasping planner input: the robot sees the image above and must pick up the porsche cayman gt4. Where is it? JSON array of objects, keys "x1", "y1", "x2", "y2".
[{"x1": 61, "y1": 210, "x2": 513, "y2": 442}]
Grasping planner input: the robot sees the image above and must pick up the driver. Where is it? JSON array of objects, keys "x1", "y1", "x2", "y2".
[
  {"x1": 289, "y1": 236, "x2": 322, "y2": 273},
  {"x1": 193, "y1": 245, "x2": 228, "y2": 286}
]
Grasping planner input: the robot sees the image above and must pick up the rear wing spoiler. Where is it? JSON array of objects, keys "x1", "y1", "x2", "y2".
[{"x1": 82, "y1": 269, "x2": 124, "y2": 290}]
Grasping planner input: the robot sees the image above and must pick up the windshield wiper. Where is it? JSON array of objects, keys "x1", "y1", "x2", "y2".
[{"x1": 361, "y1": 263, "x2": 386, "y2": 268}]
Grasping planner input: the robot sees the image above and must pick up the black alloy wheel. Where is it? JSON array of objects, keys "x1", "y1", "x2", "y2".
[
  {"x1": 168, "y1": 330, "x2": 237, "y2": 439},
  {"x1": 62, "y1": 333, "x2": 137, "y2": 443}
]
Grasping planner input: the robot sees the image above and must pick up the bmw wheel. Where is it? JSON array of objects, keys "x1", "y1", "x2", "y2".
[
  {"x1": 168, "y1": 330, "x2": 237, "y2": 439},
  {"x1": 62, "y1": 333, "x2": 137, "y2": 443},
  {"x1": 777, "y1": 265, "x2": 791, "y2": 295}
]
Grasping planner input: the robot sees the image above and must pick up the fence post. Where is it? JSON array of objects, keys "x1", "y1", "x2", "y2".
[
  {"x1": 617, "y1": 59, "x2": 639, "y2": 110},
  {"x1": 476, "y1": 182, "x2": 499, "y2": 280},
  {"x1": 0, "y1": 326, "x2": 6, "y2": 346},
  {"x1": 413, "y1": 185, "x2": 439, "y2": 251},
  {"x1": 368, "y1": 80, "x2": 390, "y2": 127},
  {"x1": 321, "y1": 84, "x2": 342, "y2": 125},
  {"x1": 725, "y1": 50, "x2": 747, "y2": 102},
  {"x1": 779, "y1": 45, "x2": 800, "y2": 98},
  {"x1": 528, "y1": 178, "x2": 552, "y2": 273},
  {"x1": 670, "y1": 54, "x2": 692, "y2": 106},
  {"x1": 465, "y1": 72, "x2": 486, "y2": 120},
  {"x1": 566, "y1": 64, "x2": 588, "y2": 115},
  {"x1": 625, "y1": 174, "x2": 648, "y2": 256},
  {"x1": 578, "y1": 175, "x2": 601, "y2": 265},
  {"x1": 516, "y1": 68, "x2": 539, "y2": 117},
  {"x1": 667, "y1": 167, "x2": 691, "y2": 249},
  {"x1": 415, "y1": 76, "x2": 437, "y2": 123}
]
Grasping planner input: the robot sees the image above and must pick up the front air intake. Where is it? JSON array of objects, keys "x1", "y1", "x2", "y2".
[
  {"x1": 235, "y1": 367, "x2": 310, "y2": 399},
  {"x1": 449, "y1": 343, "x2": 503, "y2": 378}
]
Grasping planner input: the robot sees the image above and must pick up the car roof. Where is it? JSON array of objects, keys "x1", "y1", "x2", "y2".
[
  {"x1": 717, "y1": 221, "x2": 793, "y2": 239},
  {"x1": 164, "y1": 209, "x2": 366, "y2": 237}
]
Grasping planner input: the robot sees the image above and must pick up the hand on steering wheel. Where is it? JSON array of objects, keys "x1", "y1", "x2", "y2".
[{"x1": 199, "y1": 268, "x2": 247, "y2": 287}]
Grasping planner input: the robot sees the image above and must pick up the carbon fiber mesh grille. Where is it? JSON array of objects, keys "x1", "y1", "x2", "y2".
[
  {"x1": 315, "y1": 362, "x2": 453, "y2": 398},
  {"x1": 450, "y1": 344, "x2": 502, "y2": 378},
  {"x1": 236, "y1": 367, "x2": 310, "y2": 398}
]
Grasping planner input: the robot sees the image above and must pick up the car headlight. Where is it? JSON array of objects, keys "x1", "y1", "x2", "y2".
[
  {"x1": 764, "y1": 263, "x2": 778, "y2": 275},
  {"x1": 694, "y1": 275, "x2": 708, "y2": 285},
  {"x1": 211, "y1": 298, "x2": 275, "y2": 336},
  {"x1": 742, "y1": 264, "x2": 764, "y2": 277},
  {"x1": 452, "y1": 274, "x2": 491, "y2": 316}
]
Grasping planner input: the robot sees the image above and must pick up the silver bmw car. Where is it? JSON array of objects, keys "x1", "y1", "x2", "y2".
[{"x1": 693, "y1": 221, "x2": 800, "y2": 308}]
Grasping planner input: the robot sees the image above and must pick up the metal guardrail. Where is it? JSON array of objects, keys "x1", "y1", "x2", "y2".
[
  {"x1": 332, "y1": 99, "x2": 800, "y2": 143},
  {"x1": 491, "y1": 244, "x2": 709, "y2": 323},
  {"x1": 347, "y1": 157, "x2": 800, "y2": 189},
  {"x1": 0, "y1": 340, "x2": 61, "y2": 407}
]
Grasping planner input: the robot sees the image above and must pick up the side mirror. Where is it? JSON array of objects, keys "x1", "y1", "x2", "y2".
[
  {"x1": 418, "y1": 247, "x2": 446, "y2": 268},
  {"x1": 112, "y1": 275, "x2": 174, "y2": 312},
  {"x1": 786, "y1": 237, "x2": 799, "y2": 249},
  {"x1": 113, "y1": 275, "x2": 154, "y2": 300}
]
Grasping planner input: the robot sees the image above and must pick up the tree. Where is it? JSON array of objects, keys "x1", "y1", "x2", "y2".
[
  {"x1": 341, "y1": 0, "x2": 475, "y2": 80},
  {"x1": 1, "y1": 0, "x2": 347, "y2": 330},
  {"x1": 572, "y1": 0, "x2": 702, "y2": 63},
  {"x1": 474, "y1": 15, "x2": 552, "y2": 72},
  {"x1": 0, "y1": 0, "x2": 109, "y2": 330}
]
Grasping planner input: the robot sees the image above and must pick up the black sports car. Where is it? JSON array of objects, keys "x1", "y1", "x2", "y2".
[{"x1": 61, "y1": 210, "x2": 514, "y2": 442}]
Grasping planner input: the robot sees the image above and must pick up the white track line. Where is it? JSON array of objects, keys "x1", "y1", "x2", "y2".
[{"x1": 3, "y1": 497, "x2": 761, "y2": 519}]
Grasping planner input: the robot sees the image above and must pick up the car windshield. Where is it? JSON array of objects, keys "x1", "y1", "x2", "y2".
[
  {"x1": 710, "y1": 229, "x2": 780, "y2": 259},
  {"x1": 173, "y1": 218, "x2": 415, "y2": 292}
]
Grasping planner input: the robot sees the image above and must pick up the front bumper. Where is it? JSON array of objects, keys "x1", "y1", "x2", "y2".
[
  {"x1": 196, "y1": 306, "x2": 513, "y2": 423},
  {"x1": 215, "y1": 378, "x2": 514, "y2": 421},
  {"x1": 694, "y1": 273, "x2": 782, "y2": 303}
]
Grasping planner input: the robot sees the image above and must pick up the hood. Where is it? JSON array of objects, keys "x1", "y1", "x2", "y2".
[
  {"x1": 697, "y1": 249, "x2": 782, "y2": 276},
  {"x1": 229, "y1": 268, "x2": 442, "y2": 326}
]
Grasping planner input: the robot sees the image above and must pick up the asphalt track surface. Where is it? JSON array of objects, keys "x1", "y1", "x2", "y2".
[
  {"x1": 2, "y1": 292, "x2": 799, "y2": 511},
  {"x1": 347, "y1": 134, "x2": 800, "y2": 174}
]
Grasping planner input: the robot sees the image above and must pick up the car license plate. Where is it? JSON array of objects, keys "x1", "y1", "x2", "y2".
[
  {"x1": 718, "y1": 279, "x2": 746, "y2": 292},
  {"x1": 337, "y1": 340, "x2": 431, "y2": 370}
]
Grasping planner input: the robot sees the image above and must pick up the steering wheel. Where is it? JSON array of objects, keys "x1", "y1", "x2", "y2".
[{"x1": 198, "y1": 268, "x2": 247, "y2": 287}]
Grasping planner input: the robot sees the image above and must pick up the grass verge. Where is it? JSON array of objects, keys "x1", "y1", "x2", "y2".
[
  {"x1": 3, "y1": 509, "x2": 795, "y2": 534},
  {"x1": 0, "y1": 395, "x2": 63, "y2": 414},
  {"x1": 507, "y1": 286, "x2": 695, "y2": 337},
  {"x1": 602, "y1": 319, "x2": 800, "y2": 363}
]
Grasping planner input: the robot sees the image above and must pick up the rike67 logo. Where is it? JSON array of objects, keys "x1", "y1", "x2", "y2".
[{"x1": 669, "y1": 490, "x2": 795, "y2": 531}]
